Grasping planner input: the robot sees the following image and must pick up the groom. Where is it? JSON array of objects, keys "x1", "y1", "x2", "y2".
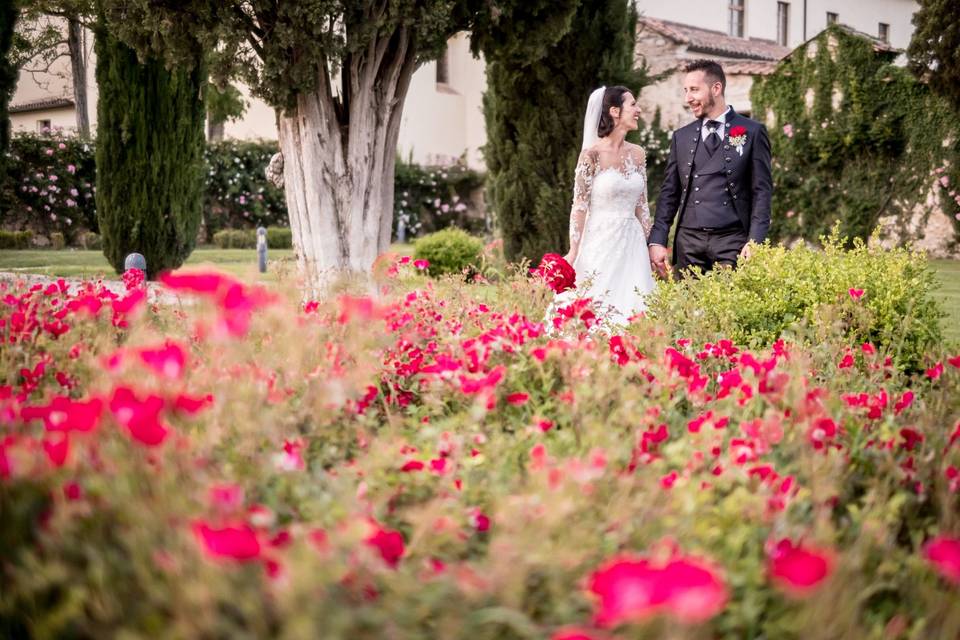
[{"x1": 648, "y1": 59, "x2": 772, "y2": 277}]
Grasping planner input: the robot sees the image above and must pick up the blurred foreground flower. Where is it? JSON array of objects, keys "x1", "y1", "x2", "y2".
[
  {"x1": 588, "y1": 552, "x2": 728, "y2": 627},
  {"x1": 768, "y1": 538, "x2": 834, "y2": 597},
  {"x1": 923, "y1": 536, "x2": 960, "y2": 585}
]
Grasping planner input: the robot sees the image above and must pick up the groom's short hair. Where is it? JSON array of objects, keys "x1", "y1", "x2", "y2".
[{"x1": 683, "y1": 59, "x2": 726, "y2": 94}]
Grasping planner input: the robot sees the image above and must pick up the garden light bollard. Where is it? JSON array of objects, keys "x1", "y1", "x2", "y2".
[
  {"x1": 124, "y1": 252, "x2": 146, "y2": 273},
  {"x1": 257, "y1": 227, "x2": 268, "y2": 273}
]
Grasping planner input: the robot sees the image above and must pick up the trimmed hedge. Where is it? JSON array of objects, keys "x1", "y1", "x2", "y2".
[
  {"x1": 0, "y1": 229, "x2": 33, "y2": 249},
  {"x1": 648, "y1": 231, "x2": 944, "y2": 371},
  {"x1": 413, "y1": 227, "x2": 484, "y2": 277},
  {"x1": 212, "y1": 226, "x2": 292, "y2": 249}
]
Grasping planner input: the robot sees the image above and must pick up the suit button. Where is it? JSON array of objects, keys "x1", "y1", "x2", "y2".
[
  {"x1": 694, "y1": 174, "x2": 699, "y2": 178},
  {"x1": 690, "y1": 149, "x2": 695, "y2": 153},
  {"x1": 723, "y1": 201, "x2": 728, "y2": 205},
  {"x1": 724, "y1": 145, "x2": 730, "y2": 150},
  {"x1": 729, "y1": 182, "x2": 734, "y2": 187},
  {"x1": 725, "y1": 157, "x2": 731, "y2": 162},
  {"x1": 695, "y1": 187, "x2": 700, "y2": 191},
  {"x1": 687, "y1": 162, "x2": 692, "y2": 166},
  {"x1": 695, "y1": 200, "x2": 701, "y2": 204},
  {"x1": 726, "y1": 170, "x2": 732, "y2": 175},
  {"x1": 733, "y1": 195, "x2": 738, "y2": 199}
]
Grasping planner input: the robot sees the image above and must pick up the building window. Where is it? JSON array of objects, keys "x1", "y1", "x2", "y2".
[
  {"x1": 777, "y1": 2, "x2": 790, "y2": 46},
  {"x1": 729, "y1": 0, "x2": 745, "y2": 37},
  {"x1": 436, "y1": 47, "x2": 449, "y2": 85},
  {"x1": 37, "y1": 119, "x2": 51, "y2": 133},
  {"x1": 826, "y1": 12, "x2": 838, "y2": 25},
  {"x1": 878, "y1": 22, "x2": 890, "y2": 43}
]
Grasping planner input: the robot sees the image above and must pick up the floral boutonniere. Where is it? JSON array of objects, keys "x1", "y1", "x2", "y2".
[{"x1": 728, "y1": 125, "x2": 747, "y2": 156}]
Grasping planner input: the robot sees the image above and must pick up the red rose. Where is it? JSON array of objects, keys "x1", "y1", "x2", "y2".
[
  {"x1": 533, "y1": 253, "x2": 576, "y2": 293},
  {"x1": 729, "y1": 125, "x2": 747, "y2": 138}
]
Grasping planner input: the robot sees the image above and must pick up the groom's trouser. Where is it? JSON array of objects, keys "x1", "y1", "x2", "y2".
[{"x1": 675, "y1": 225, "x2": 749, "y2": 274}]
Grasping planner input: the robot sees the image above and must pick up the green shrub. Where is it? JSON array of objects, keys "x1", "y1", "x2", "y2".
[
  {"x1": 0, "y1": 229, "x2": 33, "y2": 249},
  {"x1": 79, "y1": 231, "x2": 102, "y2": 250},
  {"x1": 203, "y1": 140, "x2": 287, "y2": 240},
  {"x1": 1, "y1": 131, "x2": 98, "y2": 242},
  {"x1": 266, "y1": 226, "x2": 292, "y2": 249},
  {"x1": 648, "y1": 232, "x2": 944, "y2": 370},
  {"x1": 393, "y1": 158, "x2": 484, "y2": 240},
  {"x1": 413, "y1": 227, "x2": 484, "y2": 277},
  {"x1": 212, "y1": 228, "x2": 255, "y2": 249},
  {"x1": 212, "y1": 227, "x2": 291, "y2": 250}
]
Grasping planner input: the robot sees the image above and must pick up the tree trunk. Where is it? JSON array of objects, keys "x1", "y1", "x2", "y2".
[
  {"x1": 277, "y1": 29, "x2": 416, "y2": 295},
  {"x1": 67, "y1": 16, "x2": 89, "y2": 138}
]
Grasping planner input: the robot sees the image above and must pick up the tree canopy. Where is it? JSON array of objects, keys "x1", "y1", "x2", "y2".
[{"x1": 908, "y1": 0, "x2": 960, "y2": 112}]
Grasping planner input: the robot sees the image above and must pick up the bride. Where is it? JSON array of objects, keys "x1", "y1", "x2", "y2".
[{"x1": 555, "y1": 85, "x2": 657, "y2": 327}]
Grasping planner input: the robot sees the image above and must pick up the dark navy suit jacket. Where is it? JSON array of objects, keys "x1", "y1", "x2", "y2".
[{"x1": 648, "y1": 108, "x2": 772, "y2": 259}]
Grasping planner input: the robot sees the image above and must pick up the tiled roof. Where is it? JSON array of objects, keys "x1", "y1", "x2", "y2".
[
  {"x1": 9, "y1": 97, "x2": 75, "y2": 113},
  {"x1": 639, "y1": 17, "x2": 792, "y2": 61},
  {"x1": 800, "y1": 23, "x2": 901, "y2": 54},
  {"x1": 723, "y1": 60, "x2": 780, "y2": 75}
]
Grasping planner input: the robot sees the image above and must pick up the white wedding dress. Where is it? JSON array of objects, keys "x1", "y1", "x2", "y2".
[{"x1": 552, "y1": 142, "x2": 657, "y2": 327}]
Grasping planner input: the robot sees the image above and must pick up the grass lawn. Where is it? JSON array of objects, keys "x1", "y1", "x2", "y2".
[
  {"x1": 0, "y1": 244, "x2": 415, "y2": 282},
  {"x1": 932, "y1": 259, "x2": 960, "y2": 343},
  {"x1": 1, "y1": 248, "x2": 957, "y2": 341}
]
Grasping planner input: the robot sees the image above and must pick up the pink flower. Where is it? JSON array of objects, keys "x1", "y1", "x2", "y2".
[
  {"x1": 782, "y1": 123, "x2": 794, "y2": 138},
  {"x1": 923, "y1": 536, "x2": 960, "y2": 585},
  {"x1": 275, "y1": 438, "x2": 305, "y2": 471},
  {"x1": 506, "y1": 392, "x2": 529, "y2": 405},
  {"x1": 414, "y1": 259, "x2": 430, "y2": 270},
  {"x1": 401, "y1": 459, "x2": 425, "y2": 472},
  {"x1": 193, "y1": 522, "x2": 261, "y2": 562},
  {"x1": 365, "y1": 522, "x2": 405, "y2": 568},
  {"x1": 136, "y1": 340, "x2": 188, "y2": 379},
  {"x1": 768, "y1": 538, "x2": 834, "y2": 597},
  {"x1": 171, "y1": 393, "x2": 213, "y2": 415},
  {"x1": 551, "y1": 628, "x2": 609, "y2": 640},
  {"x1": 470, "y1": 509, "x2": 491, "y2": 532},
  {"x1": 925, "y1": 362, "x2": 944, "y2": 380},
  {"x1": 109, "y1": 386, "x2": 169, "y2": 447},
  {"x1": 208, "y1": 484, "x2": 245, "y2": 512},
  {"x1": 42, "y1": 435, "x2": 70, "y2": 467},
  {"x1": 588, "y1": 553, "x2": 728, "y2": 627},
  {"x1": 22, "y1": 395, "x2": 104, "y2": 433},
  {"x1": 848, "y1": 288, "x2": 864, "y2": 300}
]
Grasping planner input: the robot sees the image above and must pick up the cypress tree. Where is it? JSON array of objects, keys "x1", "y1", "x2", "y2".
[
  {"x1": 94, "y1": 18, "x2": 205, "y2": 278},
  {"x1": 484, "y1": 0, "x2": 649, "y2": 264},
  {"x1": 0, "y1": 1, "x2": 19, "y2": 187},
  {"x1": 908, "y1": 0, "x2": 960, "y2": 113}
]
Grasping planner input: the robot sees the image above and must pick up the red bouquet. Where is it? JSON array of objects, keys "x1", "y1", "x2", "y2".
[{"x1": 533, "y1": 253, "x2": 576, "y2": 293}]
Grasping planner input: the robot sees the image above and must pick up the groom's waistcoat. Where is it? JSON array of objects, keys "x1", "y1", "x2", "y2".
[{"x1": 679, "y1": 121, "x2": 743, "y2": 230}]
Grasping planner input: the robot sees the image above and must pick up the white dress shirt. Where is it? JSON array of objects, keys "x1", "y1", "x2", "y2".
[{"x1": 700, "y1": 105, "x2": 733, "y2": 142}]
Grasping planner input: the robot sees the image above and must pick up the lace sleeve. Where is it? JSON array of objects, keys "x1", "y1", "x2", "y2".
[
  {"x1": 633, "y1": 147, "x2": 652, "y2": 238},
  {"x1": 569, "y1": 150, "x2": 596, "y2": 261}
]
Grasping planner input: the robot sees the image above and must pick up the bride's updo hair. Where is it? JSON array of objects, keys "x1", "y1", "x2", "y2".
[{"x1": 597, "y1": 86, "x2": 631, "y2": 138}]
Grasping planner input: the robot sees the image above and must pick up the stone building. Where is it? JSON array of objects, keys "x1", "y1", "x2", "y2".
[{"x1": 634, "y1": 17, "x2": 789, "y2": 127}]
